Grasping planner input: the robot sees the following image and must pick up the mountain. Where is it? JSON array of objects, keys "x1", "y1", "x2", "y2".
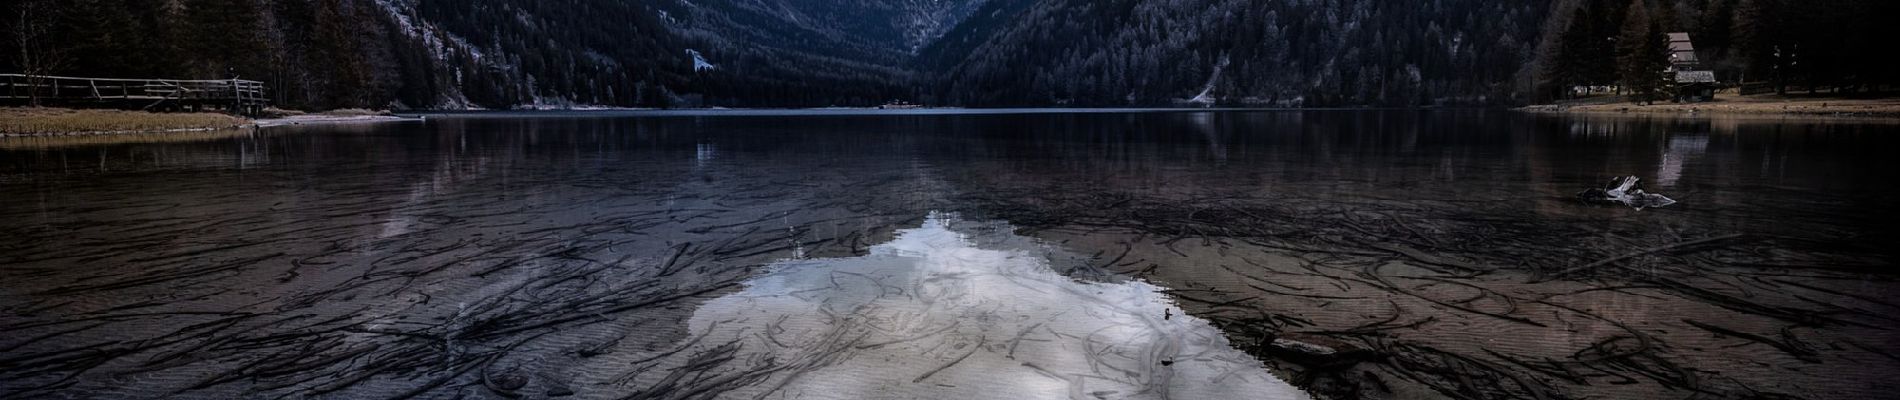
[
  {"x1": 644, "y1": 0, "x2": 988, "y2": 107},
  {"x1": 669, "y1": 0, "x2": 987, "y2": 60},
  {"x1": 921, "y1": 0, "x2": 1548, "y2": 107},
  {"x1": 5, "y1": 0, "x2": 1894, "y2": 110},
  {"x1": 381, "y1": 0, "x2": 692, "y2": 109},
  {"x1": 375, "y1": 0, "x2": 991, "y2": 108}
]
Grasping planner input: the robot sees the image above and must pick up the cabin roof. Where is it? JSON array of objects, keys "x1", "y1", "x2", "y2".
[{"x1": 1667, "y1": 32, "x2": 1699, "y2": 65}]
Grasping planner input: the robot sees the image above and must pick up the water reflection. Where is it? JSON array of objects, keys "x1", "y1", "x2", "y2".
[{"x1": 1, "y1": 111, "x2": 1895, "y2": 399}]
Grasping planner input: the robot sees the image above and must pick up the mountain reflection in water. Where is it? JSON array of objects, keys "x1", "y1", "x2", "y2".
[{"x1": 1, "y1": 110, "x2": 1895, "y2": 399}]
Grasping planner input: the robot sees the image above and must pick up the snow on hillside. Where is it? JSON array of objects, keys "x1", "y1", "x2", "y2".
[
  {"x1": 899, "y1": 0, "x2": 988, "y2": 52},
  {"x1": 372, "y1": 0, "x2": 478, "y2": 109},
  {"x1": 1183, "y1": 55, "x2": 1231, "y2": 106},
  {"x1": 688, "y1": 49, "x2": 717, "y2": 71}
]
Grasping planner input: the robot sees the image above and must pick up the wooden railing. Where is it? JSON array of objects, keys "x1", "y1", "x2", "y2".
[{"x1": 1, "y1": 73, "x2": 267, "y2": 113}]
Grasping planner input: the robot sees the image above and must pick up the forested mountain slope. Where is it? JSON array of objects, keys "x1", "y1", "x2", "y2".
[
  {"x1": 922, "y1": 0, "x2": 1546, "y2": 107},
  {"x1": 651, "y1": 0, "x2": 987, "y2": 107},
  {"x1": 5, "y1": 0, "x2": 1892, "y2": 110},
  {"x1": 5, "y1": 0, "x2": 977, "y2": 110},
  {"x1": 5, "y1": 0, "x2": 698, "y2": 110}
]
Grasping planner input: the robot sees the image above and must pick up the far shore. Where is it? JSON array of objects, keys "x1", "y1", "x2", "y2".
[
  {"x1": 0, "y1": 107, "x2": 419, "y2": 137},
  {"x1": 253, "y1": 113, "x2": 418, "y2": 128},
  {"x1": 11, "y1": 97, "x2": 1898, "y2": 138},
  {"x1": 1519, "y1": 93, "x2": 1900, "y2": 118}
]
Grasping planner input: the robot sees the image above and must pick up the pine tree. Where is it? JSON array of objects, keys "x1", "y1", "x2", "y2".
[
  {"x1": 1616, "y1": 0, "x2": 1668, "y2": 104},
  {"x1": 312, "y1": 0, "x2": 370, "y2": 109},
  {"x1": 64, "y1": 0, "x2": 153, "y2": 78},
  {"x1": 1734, "y1": 0, "x2": 1796, "y2": 94},
  {"x1": 183, "y1": 0, "x2": 267, "y2": 78},
  {"x1": 1539, "y1": 1, "x2": 1609, "y2": 100}
]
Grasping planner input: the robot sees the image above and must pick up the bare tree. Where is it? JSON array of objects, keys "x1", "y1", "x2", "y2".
[{"x1": 9, "y1": 0, "x2": 70, "y2": 107}]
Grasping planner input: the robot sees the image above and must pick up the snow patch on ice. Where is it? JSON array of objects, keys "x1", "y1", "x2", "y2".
[{"x1": 628, "y1": 213, "x2": 1310, "y2": 399}]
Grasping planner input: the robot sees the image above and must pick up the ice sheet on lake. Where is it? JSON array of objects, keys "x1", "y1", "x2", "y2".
[{"x1": 626, "y1": 213, "x2": 1308, "y2": 399}]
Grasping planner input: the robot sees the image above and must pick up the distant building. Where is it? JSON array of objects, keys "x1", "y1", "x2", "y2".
[
  {"x1": 1667, "y1": 33, "x2": 1700, "y2": 68},
  {"x1": 1666, "y1": 32, "x2": 1716, "y2": 102}
]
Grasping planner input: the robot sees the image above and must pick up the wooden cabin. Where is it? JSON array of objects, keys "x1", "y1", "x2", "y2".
[{"x1": 1666, "y1": 33, "x2": 1717, "y2": 103}]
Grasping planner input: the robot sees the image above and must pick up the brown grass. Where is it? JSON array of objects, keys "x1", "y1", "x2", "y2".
[
  {"x1": 0, "y1": 129, "x2": 257, "y2": 150},
  {"x1": 0, "y1": 107, "x2": 248, "y2": 136}
]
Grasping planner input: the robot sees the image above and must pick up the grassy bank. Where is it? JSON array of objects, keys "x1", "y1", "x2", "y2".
[
  {"x1": 0, "y1": 129, "x2": 260, "y2": 150},
  {"x1": 1521, "y1": 94, "x2": 1900, "y2": 118},
  {"x1": 0, "y1": 107, "x2": 248, "y2": 136}
]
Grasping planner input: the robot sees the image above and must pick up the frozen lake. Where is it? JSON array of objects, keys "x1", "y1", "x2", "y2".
[{"x1": 2, "y1": 110, "x2": 1896, "y2": 399}]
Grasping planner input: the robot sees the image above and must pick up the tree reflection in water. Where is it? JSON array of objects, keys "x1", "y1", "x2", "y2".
[{"x1": 1, "y1": 111, "x2": 1894, "y2": 399}]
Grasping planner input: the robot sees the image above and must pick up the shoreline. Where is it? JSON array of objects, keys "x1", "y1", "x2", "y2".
[
  {"x1": 0, "y1": 125, "x2": 242, "y2": 138},
  {"x1": 11, "y1": 99, "x2": 1898, "y2": 138},
  {"x1": 1518, "y1": 94, "x2": 1900, "y2": 119},
  {"x1": 252, "y1": 114, "x2": 421, "y2": 128},
  {"x1": 0, "y1": 107, "x2": 421, "y2": 138},
  {"x1": 0, "y1": 108, "x2": 247, "y2": 137}
]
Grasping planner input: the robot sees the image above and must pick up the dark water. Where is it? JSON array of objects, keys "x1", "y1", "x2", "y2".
[{"x1": 2, "y1": 110, "x2": 1896, "y2": 399}]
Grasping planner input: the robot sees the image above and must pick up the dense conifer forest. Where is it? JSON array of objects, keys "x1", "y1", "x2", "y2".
[
  {"x1": 922, "y1": 0, "x2": 1546, "y2": 106},
  {"x1": 4, "y1": 0, "x2": 1894, "y2": 110},
  {"x1": 1533, "y1": 0, "x2": 1899, "y2": 102}
]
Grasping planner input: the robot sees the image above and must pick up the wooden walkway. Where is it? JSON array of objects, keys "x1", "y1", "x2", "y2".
[{"x1": 2, "y1": 73, "x2": 267, "y2": 115}]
